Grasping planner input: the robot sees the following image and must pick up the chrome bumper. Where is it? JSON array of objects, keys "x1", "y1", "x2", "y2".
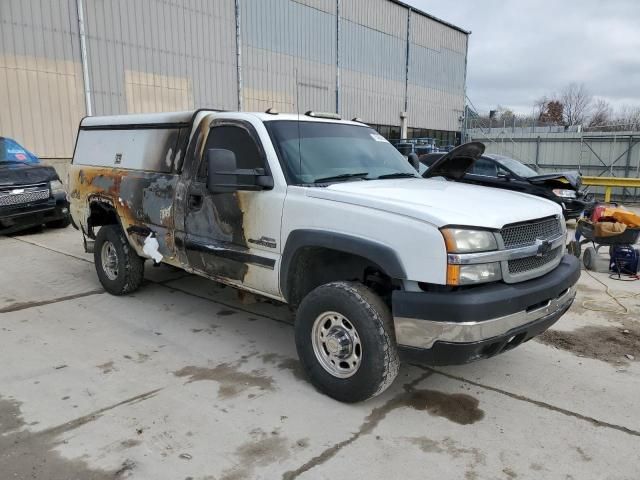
[{"x1": 394, "y1": 285, "x2": 576, "y2": 350}]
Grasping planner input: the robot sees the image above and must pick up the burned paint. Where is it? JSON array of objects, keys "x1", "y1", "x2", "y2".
[
  {"x1": 90, "y1": 175, "x2": 115, "y2": 191},
  {"x1": 69, "y1": 112, "x2": 281, "y2": 294},
  {"x1": 68, "y1": 165, "x2": 180, "y2": 266}
]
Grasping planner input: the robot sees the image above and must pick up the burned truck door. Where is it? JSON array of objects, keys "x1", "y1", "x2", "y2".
[{"x1": 181, "y1": 118, "x2": 284, "y2": 298}]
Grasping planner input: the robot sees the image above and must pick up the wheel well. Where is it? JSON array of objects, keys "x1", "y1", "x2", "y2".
[
  {"x1": 87, "y1": 200, "x2": 119, "y2": 238},
  {"x1": 285, "y1": 247, "x2": 394, "y2": 307}
]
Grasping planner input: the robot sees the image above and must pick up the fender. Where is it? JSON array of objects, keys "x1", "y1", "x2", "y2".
[{"x1": 280, "y1": 229, "x2": 407, "y2": 301}]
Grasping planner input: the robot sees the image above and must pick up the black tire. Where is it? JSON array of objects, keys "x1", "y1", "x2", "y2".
[
  {"x1": 583, "y1": 246, "x2": 596, "y2": 271},
  {"x1": 295, "y1": 281, "x2": 400, "y2": 403},
  {"x1": 94, "y1": 225, "x2": 145, "y2": 295},
  {"x1": 46, "y1": 215, "x2": 71, "y2": 229}
]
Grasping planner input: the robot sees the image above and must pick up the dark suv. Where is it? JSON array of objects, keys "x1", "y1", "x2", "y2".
[{"x1": 0, "y1": 137, "x2": 70, "y2": 234}]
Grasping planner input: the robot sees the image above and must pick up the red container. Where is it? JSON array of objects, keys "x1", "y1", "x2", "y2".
[{"x1": 591, "y1": 205, "x2": 607, "y2": 222}]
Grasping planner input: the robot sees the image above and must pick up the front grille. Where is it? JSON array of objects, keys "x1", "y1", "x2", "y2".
[
  {"x1": 500, "y1": 216, "x2": 562, "y2": 248},
  {"x1": 508, "y1": 246, "x2": 562, "y2": 275},
  {"x1": 0, "y1": 188, "x2": 50, "y2": 207}
]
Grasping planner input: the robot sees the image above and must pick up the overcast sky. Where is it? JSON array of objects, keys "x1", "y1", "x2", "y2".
[{"x1": 407, "y1": 0, "x2": 640, "y2": 115}]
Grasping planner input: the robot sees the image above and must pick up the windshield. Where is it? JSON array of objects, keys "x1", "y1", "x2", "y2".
[
  {"x1": 0, "y1": 138, "x2": 39, "y2": 164},
  {"x1": 492, "y1": 155, "x2": 537, "y2": 178},
  {"x1": 266, "y1": 121, "x2": 418, "y2": 184}
]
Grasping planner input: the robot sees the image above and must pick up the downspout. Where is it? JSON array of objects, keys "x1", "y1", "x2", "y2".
[
  {"x1": 235, "y1": 0, "x2": 243, "y2": 111},
  {"x1": 462, "y1": 32, "x2": 470, "y2": 143},
  {"x1": 75, "y1": 0, "x2": 92, "y2": 116},
  {"x1": 335, "y1": 0, "x2": 340, "y2": 115},
  {"x1": 401, "y1": 8, "x2": 411, "y2": 139}
]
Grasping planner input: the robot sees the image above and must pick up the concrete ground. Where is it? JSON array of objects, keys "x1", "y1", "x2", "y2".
[{"x1": 1, "y1": 226, "x2": 639, "y2": 480}]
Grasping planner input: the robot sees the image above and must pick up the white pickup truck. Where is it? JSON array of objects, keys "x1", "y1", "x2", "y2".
[{"x1": 69, "y1": 109, "x2": 580, "y2": 402}]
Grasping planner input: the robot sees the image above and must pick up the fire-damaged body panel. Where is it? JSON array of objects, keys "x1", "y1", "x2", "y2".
[
  {"x1": 68, "y1": 167, "x2": 180, "y2": 266},
  {"x1": 70, "y1": 110, "x2": 580, "y2": 402},
  {"x1": 71, "y1": 111, "x2": 285, "y2": 299}
]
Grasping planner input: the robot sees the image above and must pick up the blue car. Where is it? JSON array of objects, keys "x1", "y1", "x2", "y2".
[{"x1": 0, "y1": 137, "x2": 70, "y2": 234}]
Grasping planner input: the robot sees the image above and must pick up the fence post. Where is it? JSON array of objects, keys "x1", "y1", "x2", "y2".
[
  {"x1": 535, "y1": 136, "x2": 541, "y2": 170},
  {"x1": 625, "y1": 135, "x2": 633, "y2": 178}
]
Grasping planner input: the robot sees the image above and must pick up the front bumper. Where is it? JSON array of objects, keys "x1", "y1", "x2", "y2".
[
  {"x1": 0, "y1": 194, "x2": 69, "y2": 234},
  {"x1": 392, "y1": 254, "x2": 580, "y2": 366}
]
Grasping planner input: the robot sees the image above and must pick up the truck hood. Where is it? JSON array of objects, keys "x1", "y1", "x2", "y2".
[
  {"x1": 306, "y1": 178, "x2": 562, "y2": 229},
  {"x1": 0, "y1": 163, "x2": 58, "y2": 187},
  {"x1": 527, "y1": 171, "x2": 581, "y2": 190}
]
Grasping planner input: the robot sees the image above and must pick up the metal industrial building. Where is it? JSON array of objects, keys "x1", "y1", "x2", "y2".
[{"x1": 0, "y1": 0, "x2": 469, "y2": 171}]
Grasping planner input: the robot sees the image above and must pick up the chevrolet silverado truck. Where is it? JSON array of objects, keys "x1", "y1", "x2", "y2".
[
  {"x1": 1, "y1": 136, "x2": 70, "y2": 234},
  {"x1": 69, "y1": 110, "x2": 580, "y2": 402}
]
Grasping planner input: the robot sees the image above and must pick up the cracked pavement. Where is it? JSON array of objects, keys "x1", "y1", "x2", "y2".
[{"x1": 1, "y1": 227, "x2": 639, "y2": 479}]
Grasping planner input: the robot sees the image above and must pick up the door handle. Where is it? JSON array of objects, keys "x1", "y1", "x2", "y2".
[{"x1": 188, "y1": 194, "x2": 203, "y2": 209}]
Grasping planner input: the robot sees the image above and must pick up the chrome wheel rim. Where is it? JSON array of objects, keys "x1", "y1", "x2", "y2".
[
  {"x1": 311, "y1": 311, "x2": 362, "y2": 378},
  {"x1": 101, "y1": 240, "x2": 119, "y2": 280}
]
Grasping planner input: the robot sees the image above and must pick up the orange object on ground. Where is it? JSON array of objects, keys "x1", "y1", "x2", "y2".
[{"x1": 602, "y1": 208, "x2": 640, "y2": 228}]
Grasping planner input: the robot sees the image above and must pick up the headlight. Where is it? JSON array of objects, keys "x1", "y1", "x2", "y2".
[
  {"x1": 442, "y1": 228, "x2": 501, "y2": 285},
  {"x1": 553, "y1": 189, "x2": 576, "y2": 199},
  {"x1": 448, "y1": 262, "x2": 502, "y2": 286},
  {"x1": 441, "y1": 228, "x2": 498, "y2": 253},
  {"x1": 50, "y1": 180, "x2": 66, "y2": 195}
]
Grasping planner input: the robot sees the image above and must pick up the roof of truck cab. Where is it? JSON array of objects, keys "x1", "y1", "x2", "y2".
[{"x1": 80, "y1": 110, "x2": 366, "y2": 128}]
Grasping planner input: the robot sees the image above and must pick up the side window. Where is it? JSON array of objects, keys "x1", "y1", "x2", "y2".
[
  {"x1": 198, "y1": 125, "x2": 264, "y2": 179},
  {"x1": 470, "y1": 158, "x2": 498, "y2": 177}
]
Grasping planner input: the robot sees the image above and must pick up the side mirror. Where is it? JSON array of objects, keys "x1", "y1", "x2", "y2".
[
  {"x1": 497, "y1": 171, "x2": 512, "y2": 181},
  {"x1": 407, "y1": 153, "x2": 420, "y2": 171},
  {"x1": 206, "y1": 149, "x2": 274, "y2": 193}
]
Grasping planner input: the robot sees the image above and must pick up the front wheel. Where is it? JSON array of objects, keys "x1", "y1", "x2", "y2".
[
  {"x1": 295, "y1": 281, "x2": 399, "y2": 403},
  {"x1": 94, "y1": 225, "x2": 145, "y2": 295}
]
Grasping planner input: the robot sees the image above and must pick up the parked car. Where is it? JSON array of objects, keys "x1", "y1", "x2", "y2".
[
  {"x1": 0, "y1": 137, "x2": 70, "y2": 234},
  {"x1": 419, "y1": 144, "x2": 594, "y2": 219},
  {"x1": 69, "y1": 110, "x2": 579, "y2": 402},
  {"x1": 392, "y1": 138, "x2": 440, "y2": 156}
]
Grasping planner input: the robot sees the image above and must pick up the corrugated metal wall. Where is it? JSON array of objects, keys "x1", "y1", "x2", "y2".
[
  {"x1": 0, "y1": 0, "x2": 468, "y2": 162},
  {"x1": 81, "y1": 0, "x2": 238, "y2": 116},
  {"x1": 0, "y1": 0, "x2": 84, "y2": 159},
  {"x1": 408, "y1": 12, "x2": 467, "y2": 132}
]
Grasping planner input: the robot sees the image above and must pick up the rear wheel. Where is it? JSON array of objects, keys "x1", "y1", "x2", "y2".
[
  {"x1": 295, "y1": 281, "x2": 399, "y2": 403},
  {"x1": 94, "y1": 225, "x2": 145, "y2": 295}
]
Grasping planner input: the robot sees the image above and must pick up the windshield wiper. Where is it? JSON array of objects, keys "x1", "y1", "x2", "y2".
[
  {"x1": 0, "y1": 160, "x2": 25, "y2": 165},
  {"x1": 375, "y1": 172, "x2": 419, "y2": 180},
  {"x1": 313, "y1": 172, "x2": 369, "y2": 184}
]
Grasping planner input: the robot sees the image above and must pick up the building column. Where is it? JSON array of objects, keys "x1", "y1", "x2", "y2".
[{"x1": 400, "y1": 111, "x2": 408, "y2": 139}]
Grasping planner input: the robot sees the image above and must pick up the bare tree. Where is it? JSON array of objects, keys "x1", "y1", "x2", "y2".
[
  {"x1": 614, "y1": 105, "x2": 640, "y2": 131},
  {"x1": 533, "y1": 96, "x2": 549, "y2": 121},
  {"x1": 587, "y1": 98, "x2": 612, "y2": 129},
  {"x1": 560, "y1": 83, "x2": 592, "y2": 126}
]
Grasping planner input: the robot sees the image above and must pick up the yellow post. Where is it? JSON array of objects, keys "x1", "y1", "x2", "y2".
[{"x1": 604, "y1": 186, "x2": 611, "y2": 203}]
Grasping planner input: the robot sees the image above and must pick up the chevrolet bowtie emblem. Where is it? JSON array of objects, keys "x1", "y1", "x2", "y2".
[{"x1": 535, "y1": 238, "x2": 552, "y2": 257}]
